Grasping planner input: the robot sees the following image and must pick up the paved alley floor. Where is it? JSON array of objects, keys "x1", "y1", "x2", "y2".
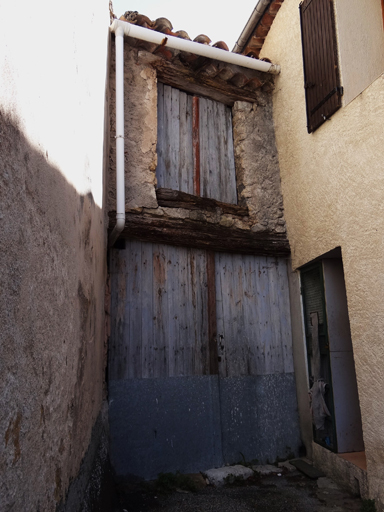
[{"x1": 113, "y1": 468, "x2": 363, "y2": 512}]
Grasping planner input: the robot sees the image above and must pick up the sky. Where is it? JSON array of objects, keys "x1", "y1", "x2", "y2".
[{"x1": 111, "y1": 0, "x2": 259, "y2": 50}]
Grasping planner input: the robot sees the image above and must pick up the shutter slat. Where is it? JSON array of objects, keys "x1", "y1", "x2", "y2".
[{"x1": 300, "y1": 0, "x2": 342, "y2": 133}]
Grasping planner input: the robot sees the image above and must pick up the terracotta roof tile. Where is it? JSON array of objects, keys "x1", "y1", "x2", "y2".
[
  {"x1": 112, "y1": 10, "x2": 275, "y2": 98},
  {"x1": 242, "y1": 0, "x2": 285, "y2": 59}
]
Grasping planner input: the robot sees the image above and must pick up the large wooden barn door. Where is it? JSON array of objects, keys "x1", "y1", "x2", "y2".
[{"x1": 109, "y1": 241, "x2": 301, "y2": 479}]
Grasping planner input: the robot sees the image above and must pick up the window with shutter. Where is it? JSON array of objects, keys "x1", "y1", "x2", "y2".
[
  {"x1": 156, "y1": 83, "x2": 237, "y2": 204},
  {"x1": 300, "y1": 0, "x2": 342, "y2": 133}
]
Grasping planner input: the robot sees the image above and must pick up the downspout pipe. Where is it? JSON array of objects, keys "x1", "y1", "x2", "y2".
[
  {"x1": 109, "y1": 24, "x2": 125, "y2": 247},
  {"x1": 110, "y1": 20, "x2": 280, "y2": 74},
  {"x1": 232, "y1": 0, "x2": 271, "y2": 54}
]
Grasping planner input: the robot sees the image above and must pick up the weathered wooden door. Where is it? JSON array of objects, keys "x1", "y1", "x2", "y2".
[{"x1": 109, "y1": 240, "x2": 301, "y2": 479}]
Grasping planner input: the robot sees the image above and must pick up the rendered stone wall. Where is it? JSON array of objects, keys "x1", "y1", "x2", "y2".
[
  {"x1": 0, "y1": 2, "x2": 109, "y2": 510},
  {"x1": 108, "y1": 43, "x2": 287, "y2": 235},
  {"x1": 261, "y1": 0, "x2": 384, "y2": 507}
]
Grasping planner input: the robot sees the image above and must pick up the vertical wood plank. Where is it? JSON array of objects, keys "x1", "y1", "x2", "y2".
[
  {"x1": 259, "y1": 256, "x2": 273, "y2": 375},
  {"x1": 207, "y1": 99, "x2": 219, "y2": 201},
  {"x1": 156, "y1": 83, "x2": 165, "y2": 188},
  {"x1": 277, "y1": 259, "x2": 294, "y2": 374},
  {"x1": 170, "y1": 87, "x2": 180, "y2": 190},
  {"x1": 225, "y1": 105, "x2": 237, "y2": 204},
  {"x1": 250, "y1": 257, "x2": 264, "y2": 375},
  {"x1": 192, "y1": 96, "x2": 200, "y2": 196},
  {"x1": 163, "y1": 85, "x2": 172, "y2": 188},
  {"x1": 179, "y1": 91, "x2": 194, "y2": 195},
  {"x1": 240, "y1": 254, "x2": 257, "y2": 375},
  {"x1": 216, "y1": 253, "x2": 235, "y2": 377},
  {"x1": 187, "y1": 247, "x2": 196, "y2": 376},
  {"x1": 141, "y1": 241, "x2": 153, "y2": 378},
  {"x1": 184, "y1": 249, "x2": 193, "y2": 376},
  {"x1": 206, "y1": 98, "x2": 218, "y2": 201},
  {"x1": 215, "y1": 253, "x2": 226, "y2": 378},
  {"x1": 199, "y1": 97, "x2": 208, "y2": 198},
  {"x1": 194, "y1": 249, "x2": 209, "y2": 375},
  {"x1": 267, "y1": 257, "x2": 285, "y2": 374},
  {"x1": 207, "y1": 250, "x2": 218, "y2": 375},
  {"x1": 254, "y1": 256, "x2": 268, "y2": 375},
  {"x1": 216, "y1": 102, "x2": 227, "y2": 202},
  {"x1": 127, "y1": 240, "x2": 142, "y2": 378},
  {"x1": 110, "y1": 249, "x2": 128, "y2": 381},
  {"x1": 153, "y1": 243, "x2": 168, "y2": 377},
  {"x1": 178, "y1": 247, "x2": 189, "y2": 376},
  {"x1": 166, "y1": 246, "x2": 177, "y2": 376},
  {"x1": 186, "y1": 95, "x2": 194, "y2": 194},
  {"x1": 232, "y1": 254, "x2": 247, "y2": 376}
]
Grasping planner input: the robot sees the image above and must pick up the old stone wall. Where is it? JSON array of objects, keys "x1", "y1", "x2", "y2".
[
  {"x1": 0, "y1": 1, "x2": 109, "y2": 510},
  {"x1": 108, "y1": 42, "x2": 286, "y2": 237}
]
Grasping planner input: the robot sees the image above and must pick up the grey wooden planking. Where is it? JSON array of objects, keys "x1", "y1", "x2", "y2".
[
  {"x1": 110, "y1": 243, "x2": 293, "y2": 381},
  {"x1": 156, "y1": 84, "x2": 236, "y2": 202},
  {"x1": 141, "y1": 242, "x2": 153, "y2": 378},
  {"x1": 215, "y1": 254, "x2": 293, "y2": 378},
  {"x1": 156, "y1": 84, "x2": 194, "y2": 194},
  {"x1": 110, "y1": 241, "x2": 210, "y2": 380},
  {"x1": 199, "y1": 97, "x2": 237, "y2": 204},
  {"x1": 276, "y1": 258, "x2": 294, "y2": 373},
  {"x1": 179, "y1": 93, "x2": 194, "y2": 194}
]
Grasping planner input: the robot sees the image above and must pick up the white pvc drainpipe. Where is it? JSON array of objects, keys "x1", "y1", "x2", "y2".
[
  {"x1": 110, "y1": 20, "x2": 280, "y2": 74},
  {"x1": 108, "y1": 19, "x2": 280, "y2": 246},
  {"x1": 109, "y1": 24, "x2": 126, "y2": 247}
]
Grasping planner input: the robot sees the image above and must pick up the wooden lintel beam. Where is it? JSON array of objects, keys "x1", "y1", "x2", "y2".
[
  {"x1": 156, "y1": 188, "x2": 249, "y2": 216},
  {"x1": 136, "y1": 50, "x2": 273, "y2": 105},
  {"x1": 108, "y1": 211, "x2": 290, "y2": 256}
]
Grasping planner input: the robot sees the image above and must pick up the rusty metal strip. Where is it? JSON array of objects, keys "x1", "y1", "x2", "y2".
[
  {"x1": 192, "y1": 96, "x2": 200, "y2": 196},
  {"x1": 206, "y1": 250, "x2": 218, "y2": 375}
]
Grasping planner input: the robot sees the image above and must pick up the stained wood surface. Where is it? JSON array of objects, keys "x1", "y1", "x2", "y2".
[
  {"x1": 156, "y1": 188, "x2": 248, "y2": 216},
  {"x1": 157, "y1": 83, "x2": 194, "y2": 193},
  {"x1": 156, "y1": 85, "x2": 237, "y2": 204},
  {"x1": 110, "y1": 240, "x2": 210, "y2": 379},
  {"x1": 215, "y1": 254, "x2": 294, "y2": 377},
  {"x1": 199, "y1": 97, "x2": 237, "y2": 204},
  {"x1": 109, "y1": 211, "x2": 290, "y2": 256},
  {"x1": 110, "y1": 242, "x2": 294, "y2": 381},
  {"x1": 192, "y1": 96, "x2": 200, "y2": 196},
  {"x1": 207, "y1": 251, "x2": 218, "y2": 375}
]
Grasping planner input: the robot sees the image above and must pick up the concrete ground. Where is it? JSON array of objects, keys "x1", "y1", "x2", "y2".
[{"x1": 112, "y1": 465, "x2": 364, "y2": 512}]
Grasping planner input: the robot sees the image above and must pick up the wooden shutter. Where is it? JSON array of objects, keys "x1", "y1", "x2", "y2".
[
  {"x1": 157, "y1": 83, "x2": 194, "y2": 194},
  {"x1": 300, "y1": 0, "x2": 342, "y2": 133},
  {"x1": 157, "y1": 83, "x2": 237, "y2": 204}
]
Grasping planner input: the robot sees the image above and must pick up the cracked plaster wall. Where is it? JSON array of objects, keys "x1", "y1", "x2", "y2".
[{"x1": 0, "y1": 1, "x2": 109, "y2": 510}]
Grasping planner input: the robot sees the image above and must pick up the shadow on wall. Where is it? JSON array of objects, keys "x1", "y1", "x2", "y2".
[{"x1": 0, "y1": 109, "x2": 107, "y2": 511}]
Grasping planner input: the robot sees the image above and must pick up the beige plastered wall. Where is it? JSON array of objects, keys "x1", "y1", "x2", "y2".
[
  {"x1": 334, "y1": 0, "x2": 384, "y2": 106},
  {"x1": 261, "y1": 0, "x2": 384, "y2": 507},
  {"x1": 0, "y1": 1, "x2": 109, "y2": 510}
]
